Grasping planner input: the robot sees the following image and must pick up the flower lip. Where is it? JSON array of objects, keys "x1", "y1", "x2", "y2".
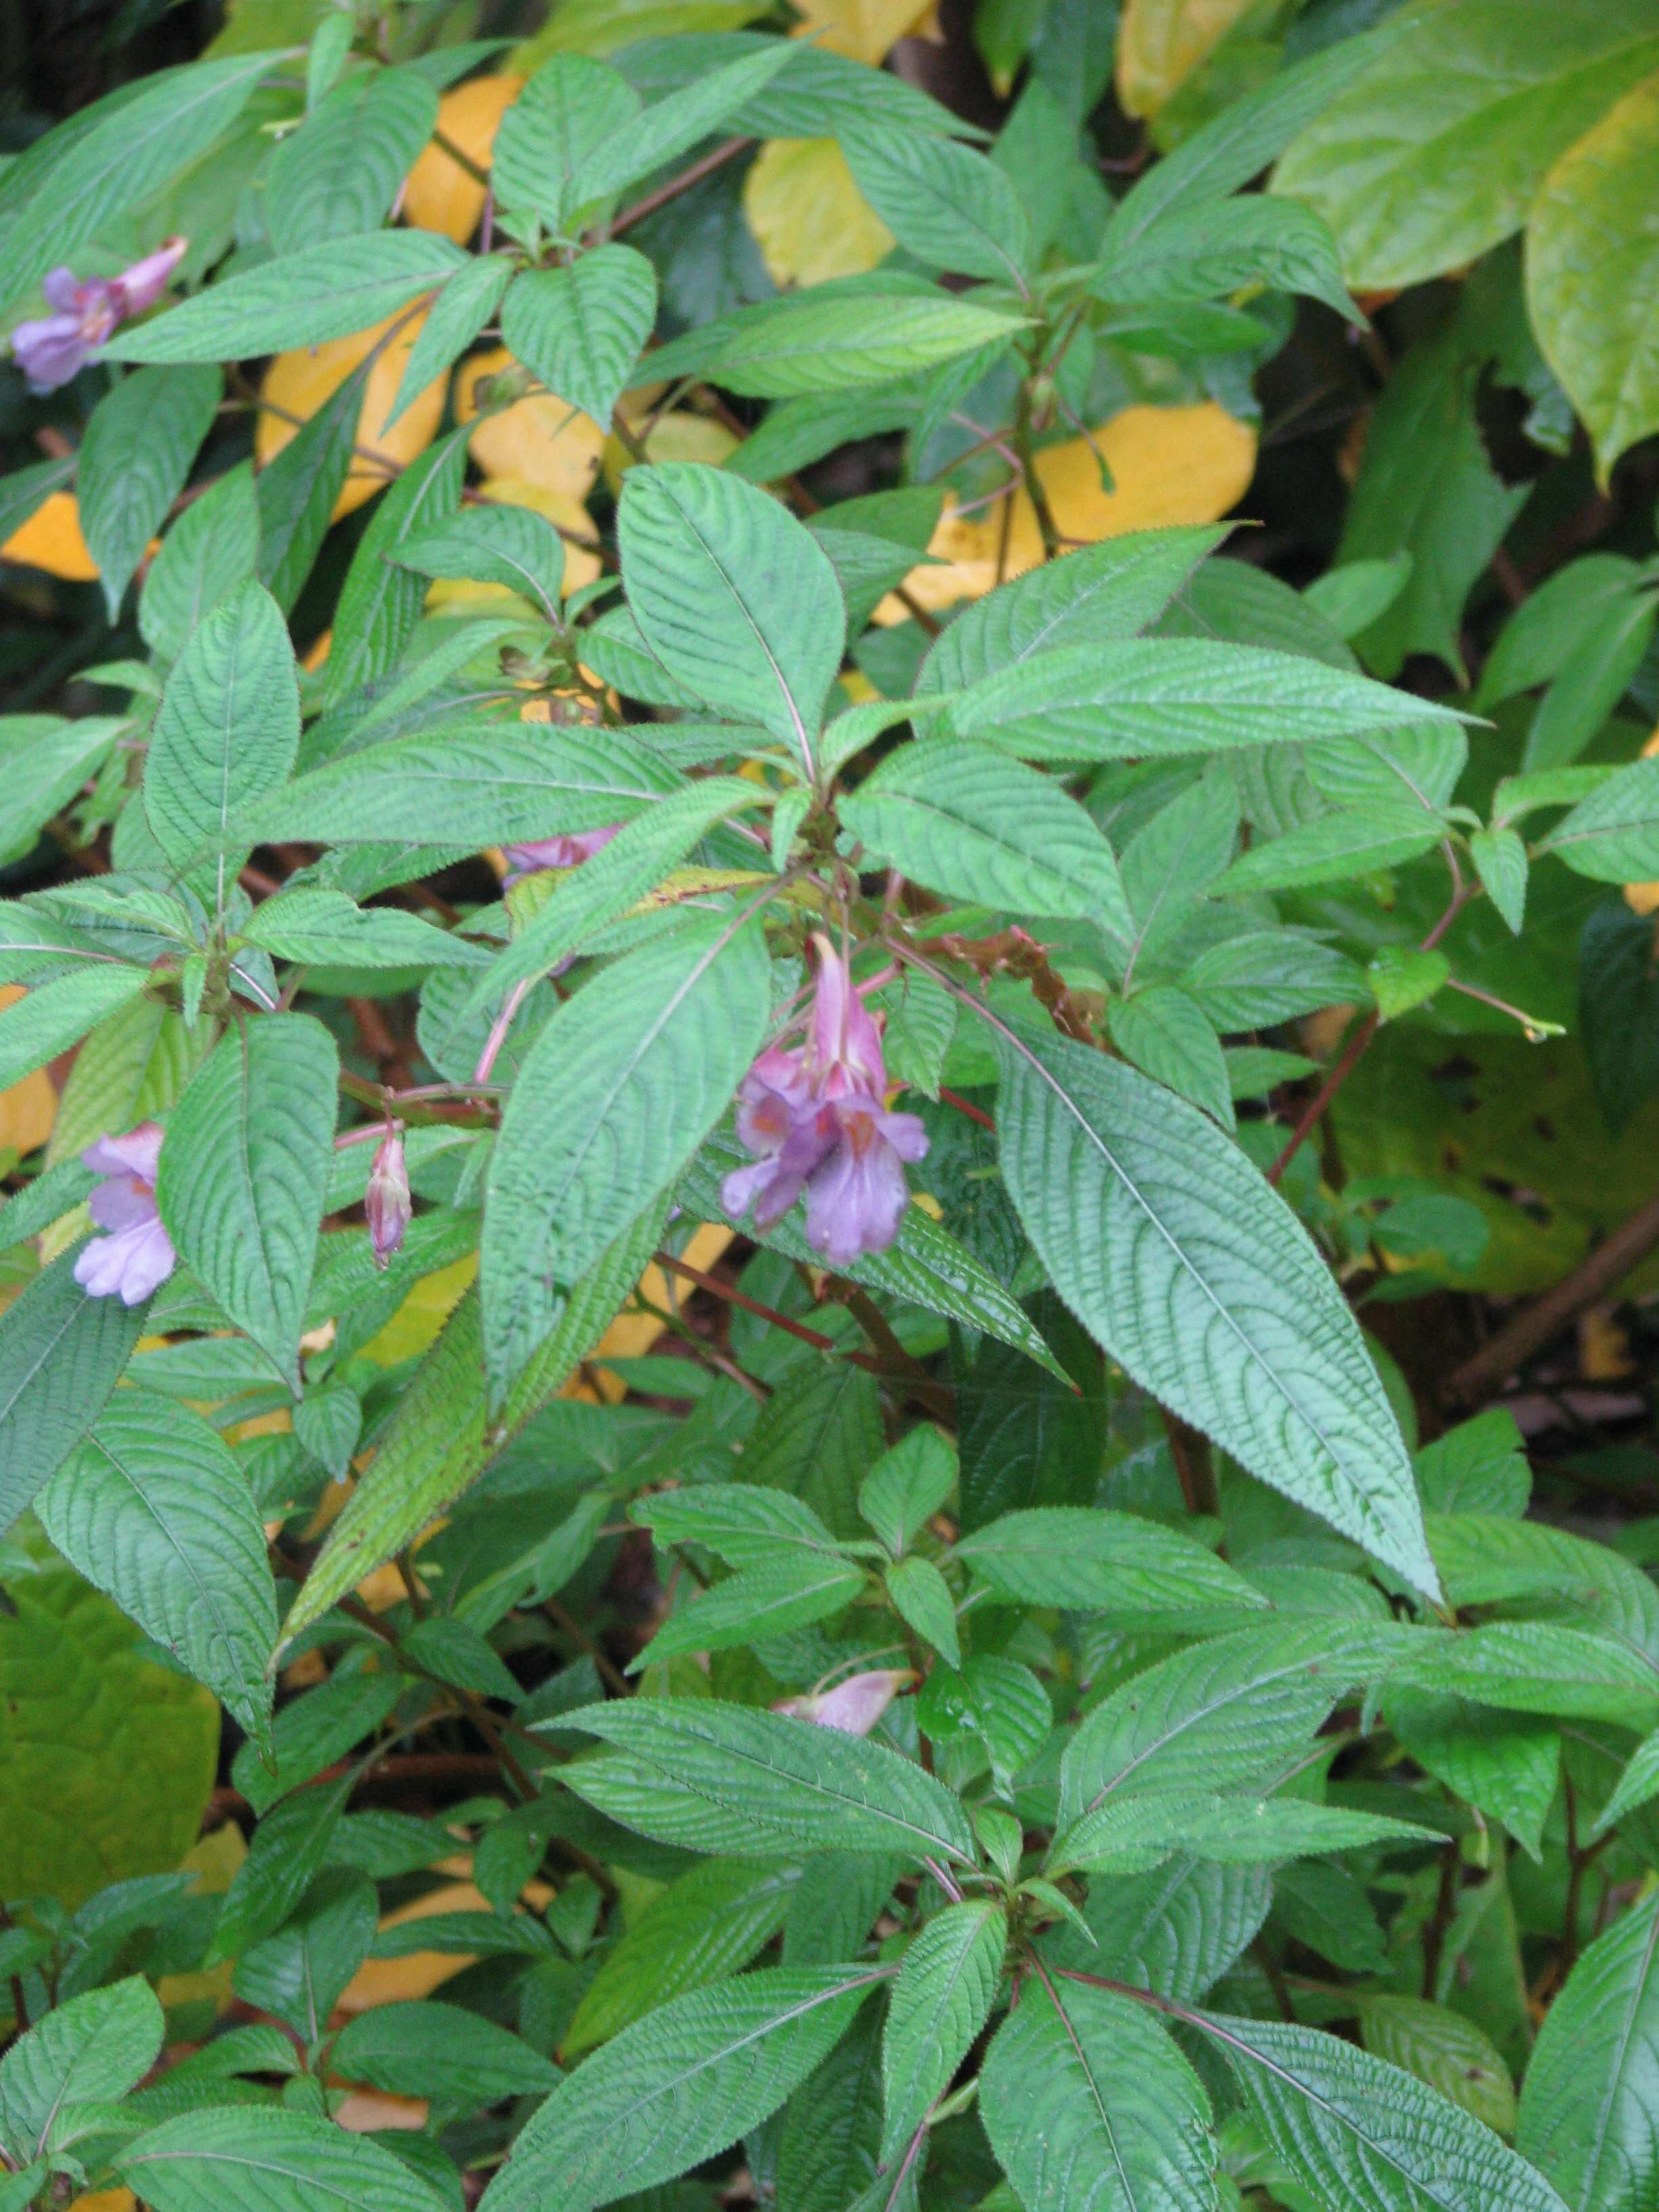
[{"x1": 74, "y1": 1120, "x2": 176, "y2": 1306}]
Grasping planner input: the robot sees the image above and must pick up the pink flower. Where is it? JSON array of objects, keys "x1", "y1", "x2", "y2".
[
  {"x1": 721, "y1": 937, "x2": 928, "y2": 1264},
  {"x1": 500, "y1": 823, "x2": 622, "y2": 886},
  {"x1": 74, "y1": 1123, "x2": 176, "y2": 1305},
  {"x1": 11, "y1": 238, "x2": 187, "y2": 392},
  {"x1": 365, "y1": 1130, "x2": 411, "y2": 1268},
  {"x1": 775, "y1": 1668, "x2": 913, "y2": 1736}
]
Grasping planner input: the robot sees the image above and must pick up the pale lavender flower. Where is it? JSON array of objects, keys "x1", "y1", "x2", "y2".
[
  {"x1": 74, "y1": 1122, "x2": 176, "y2": 1304},
  {"x1": 500, "y1": 823, "x2": 622, "y2": 886},
  {"x1": 365, "y1": 1129, "x2": 411, "y2": 1269},
  {"x1": 11, "y1": 237, "x2": 187, "y2": 392},
  {"x1": 721, "y1": 937, "x2": 928, "y2": 1264},
  {"x1": 775, "y1": 1668, "x2": 912, "y2": 1736}
]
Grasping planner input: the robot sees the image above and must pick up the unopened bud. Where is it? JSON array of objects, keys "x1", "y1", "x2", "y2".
[{"x1": 365, "y1": 1129, "x2": 411, "y2": 1269}]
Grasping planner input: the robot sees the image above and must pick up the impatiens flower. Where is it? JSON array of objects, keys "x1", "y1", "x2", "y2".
[
  {"x1": 74, "y1": 1123, "x2": 176, "y2": 1305},
  {"x1": 499, "y1": 823, "x2": 622, "y2": 885},
  {"x1": 722, "y1": 937, "x2": 929, "y2": 1265},
  {"x1": 365, "y1": 1129, "x2": 411, "y2": 1269},
  {"x1": 775, "y1": 1668, "x2": 913, "y2": 1736},
  {"x1": 11, "y1": 237, "x2": 187, "y2": 392}
]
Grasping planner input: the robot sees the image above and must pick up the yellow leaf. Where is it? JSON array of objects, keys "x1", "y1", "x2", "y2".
[
  {"x1": 423, "y1": 476, "x2": 602, "y2": 614},
  {"x1": 2, "y1": 490, "x2": 100, "y2": 581},
  {"x1": 455, "y1": 346, "x2": 605, "y2": 499},
  {"x1": 403, "y1": 74, "x2": 524, "y2": 245},
  {"x1": 67, "y1": 2192, "x2": 134, "y2": 2212},
  {"x1": 335, "y1": 2091, "x2": 430, "y2": 2131},
  {"x1": 0, "y1": 985, "x2": 57, "y2": 1155},
  {"x1": 791, "y1": 0, "x2": 941, "y2": 62},
  {"x1": 1116, "y1": 0, "x2": 1258, "y2": 119},
  {"x1": 356, "y1": 1250, "x2": 478, "y2": 1367},
  {"x1": 874, "y1": 403, "x2": 1256, "y2": 622},
  {"x1": 256, "y1": 314, "x2": 448, "y2": 522},
  {"x1": 1626, "y1": 726, "x2": 1659, "y2": 912},
  {"x1": 602, "y1": 405, "x2": 739, "y2": 495},
  {"x1": 338, "y1": 1875, "x2": 552, "y2": 2012},
  {"x1": 743, "y1": 138, "x2": 894, "y2": 289}
]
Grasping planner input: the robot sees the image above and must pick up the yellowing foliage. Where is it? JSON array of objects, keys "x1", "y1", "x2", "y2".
[
  {"x1": 743, "y1": 138, "x2": 895, "y2": 289},
  {"x1": 403, "y1": 74, "x2": 525, "y2": 243},
  {"x1": 1624, "y1": 724, "x2": 1659, "y2": 914},
  {"x1": 455, "y1": 346, "x2": 606, "y2": 497},
  {"x1": 1116, "y1": 0, "x2": 1258, "y2": 119},
  {"x1": 424, "y1": 476, "x2": 602, "y2": 616},
  {"x1": 602, "y1": 403, "x2": 739, "y2": 495},
  {"x1": 0, "y1": 985, "x2": 58, "y2": 1155},
  {"x1": 2, "y1": 490, "x2": 100, "y2": 581},
  {"x1": 256, "y1": 314, "x2": 448, "y2": 521},
  {"x1": 792, "y1": 0, "x2": 941, "y2": 63},
  {"x1": 877, "y1": 403, "x2": 1257, "y2": 619}
]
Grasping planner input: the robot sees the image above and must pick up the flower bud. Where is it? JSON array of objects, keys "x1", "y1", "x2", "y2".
[{"x1": 365, "y1": 1130, "x2": 411, "y2": 1269}]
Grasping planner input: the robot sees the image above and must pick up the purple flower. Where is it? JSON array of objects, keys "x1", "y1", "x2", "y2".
[
  {"x1": 500, "y1": 823, "x2": 622, "y2": 886},
  {"x1": 775, "y1": 1668, "x2": 912, "y2": 1736},
  {"x1": 74, "y1": 1123, "x2": 176, "y2": 1305},
  {"x1": 721, "y1": 937, "x2": 928, "y2": 1264},
  {"x1": 11, "y1": 237, "x2": 187, "y2": 392},
  {"x1": 365, "y1": 1129, "x2": 411, "y2": 1269}
]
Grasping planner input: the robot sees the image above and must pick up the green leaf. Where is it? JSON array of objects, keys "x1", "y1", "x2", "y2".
[
  {"x1": 981, "y1": 1973, "x2": 1217, "y2": 2212},
  {"x1": 695, "y1": 291, "x2": 1028, "y2": 398},
  {"x1": 478, "y1": 1965, "x2": 880, "y2": 2212},
  {"x1": 1470, "y1": 825, "x2": 1528, "y2": 932},
  {"x1": 155, "y1": 1013, "x2": 338, "y2": 1392},
  {"x1": 638, "y1": 1481, "x2": 846, "y2": 1567},
  {"x1": 1389, "y1": 1622, "x2": 1659, "y2": 1727},
  {"x1": 482, "y1": 909, "x2": 769, "y2": 1403},
  {"x1": 265, "y1": 65, "x2": 437, "y2": 256},
  {"x1": 1368, "y1": 946, "x2": 1451, "y2": 1021},
  {"x1": 840, "y1": 739, "x2": 1129, "y2": 931},
  {"x1": 140, "y1": 461, "x2": 262, "y2": 663},
  {"x1": 579, "y1": 37, "x2": 798, "y2": 203},
  {"x1": 501, "y1": 247, "x2": 657, "y2": 432},
  {"x1": 230, "y1": 1668, "x2": 400, "y2": 1817},
  {"x1": 1048, "y1": 1790, "x2": 1444, "y2": 1876},
  {"x1": 885, "y1": 1555, "x2": 960, "y2": 1668},
  {"x1": 1356, "y1": 1995, "x2": 1516, "y2": 2135},
  {"x1": 882, "y1": 1900, "x2": 1004, "y2": 2160},
  {"x1": 394, "y1": 502, "x2": 565, "y2": 614},
  {"x1": 1384, "y1": 1687, "x2": 1557, "y2": 1860},
  {"x1": 1099, "y1": 194, "x2": 1359, "y2": 319},
  {"x1": 39, "y1": 1389, "x2": 277, "y2": 1746},
  {"x1": 950, "y1": 636, "x2": 1461, "y2": 762},
  {"x1": 1197, "y1": 2009, "x2": 1568, "y2": 2212},
  {"x1": 1519, "y1": 1890, "x2": 1659, "y2": 2207},
  {"x1": 1218, "y1": 803, "x2": 1446, "y2": 894},
  {"x1": 557, "y1": 1698, "x2": 977, "y2": 1862},
  {"x1": 144, "y1": 577, "x2": 300, "y2": 893},
  {"x1": 1044, "y1": 1860, "x2": 1269, "y2": 2003},
  {"x1": 207, "y1": 1778, "x2": 351, "y2": 1965},
  {"x1": 0, "y1": 1977, "x2": 163, "y2": 2163},
  {"x1": 382, "y1": 253, "x2": 513, "y2": 432},
  {"x1": 840, "y1": 121, "x2": 1029, "y2": 283},
  {"x1": 1542, "y1": 758, "x2": 1659, "y2": 881},
  {"x1": 619, "y1": 462, "x2": 844, "y2": 777},
  {"x1": 492, "y1": 54, "x2": 639, "y2": 230},
  {"x1": 859, "y1": 1427, "x2": 956, "y2": 1557},
  {"x1": 0, "y1": 52, "x2": 279, "y2": 312},
  {"x1": 1107, "y1": 987, "x2": 1233, "y2": 1130},
  {"x1": 565, "y1": 1858, "x2": 804, "y2": 2055},
  {"x1": 239, "y1": 888, "x2": 484, "y2": 972},
  {"x1": 277, "y1": 1204, "x2": 667, "y2": 1652},
  {"x1": 255, "y1": 355, "x2": 369, "y2": 616},
  {"x1": 956, "y1": 1507, "x2": 1265, "y2": 1629},
  {"x1": 232, "y1": 1870, "x2": 377, "y2": 2043},
  {"x1": 323, "y1": 427, "x2": 468, "y2": 707},
  {"x1": 117, "y1": 2106, "x2": 456, "y2": 2212},
  {"x1": 994, "y1": 1025, "x2": 1436, "y2": 1596},
  {"x1": 1272, "y1": 3, "x2": 1659, "y2": 289},
  {"x1": 643, "y1": 1553, "x2": 867, "y2": 1667},
  {"x1": 0, "y1": 964, "x2": 149, "y2": 1092},
  {"x1": 1305, "y1": 552, "x2": 1415, "y2": 640},
  {"x1": 104, "y1": 230, "x2": 470, "y2": 361},
  {"x1": 0, "y1": 455, "x2": 74, "y2": 547},
  {"x1": 329, "y1": 2001, "x2": 558, "y2": 2106},
  {"x1": 0, "y1": 715, "x2": 125, "y2": 865},
  {"x1": 78, "y1": 366, "x2": 220, "y2": 619},
  {"x1": 1059, "y1": 1622, "x2": 1392, "y2": 1828}
]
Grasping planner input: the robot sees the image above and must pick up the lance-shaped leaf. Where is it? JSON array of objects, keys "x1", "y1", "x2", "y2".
[
  {"x1": 0, "y1": 1977, "x2": 163, "y2": 2163},
  {"x1": 492, "y1": 53, "x2": 639, "y2": 230},
  {"x1": 954, "y1": 1506, "x2": 1266, "y2": 1628},
  {"x1": 882, "y1": 1901, "x2": 1006, "y2": 2160},
  {"x1": 638, "y1": 1553, "x2": 867, "y2": 1668},
  {"x1": 579, "y1": 37, "x2": 799, "y2": 204},
  {"x1": 1046, "y1": 1790, "x2": 1445, "y2": 1877},
  {"x1": 840, "y1": 119, "x2": 1029, "y2": 283},
  {"x1": 78, "y1": 365, "x2": 220, "y2": 619},
  {"x1": 1541, "y1": 757, "x2": 1659, "y2": 882},
  {"x1": 620, "y1": 463, "x2": 845, "y2": 779},
  {"x1": 1387, "y1": 1622, "x2": 1659, "y2": 1727},
  {"x1": 1518, "y1": 1891, "x2": 1659, "y2": 2209},
  {"x1": 144, "y1": 577, "x2": 299, "y2": 893},
  {"x1": 993, "y1": 1024, "x2": 1437, "y2": 1598},
  {"x1": 980, "y1": 1973, "x2": 1218, "y2": 2212},
  {"x1": 501, "y1": 246, "x2": 657, "y2": 432},
  {"x1": 0, "y1": 1242, "x2": 149, "y2": 1530},
  {"x1": 239, "y1": 888, "x2": 487, "y2": 971},
  {"x1": 0, "y1": 964, "x2": 149, "y2": 1091},
  {"x1": 39, "y1": 1389, "x2": 277, "y2": 1748},
  {"x1": 480, "y1": 1965, "x2": 880, "y2": 2212},
  {"x1": 323, "y1": 426, "x2": 468, "y2": 708},
  {"x1": 556, "y1": 1699, "x2": 977, "y2": 1863},
  {"x1": 1196, "y1": 2010, "x2": 1569, "y2": 2212},
  {"x1": 481, "y1": 909, "x2": 770, "y2": 1404},
  {"x1": 117, "y1": 2108, "x2": 456, "y2": 2212},
  {"x1": 156, "y1": 1014, "x2": 337, "y2": 1393}
]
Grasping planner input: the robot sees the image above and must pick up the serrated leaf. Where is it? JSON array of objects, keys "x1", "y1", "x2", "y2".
[
  {"x1": 1543, "y1": 758, "x2": 1659, "y2": 882},
  {"x1": 1048, "y1": 1789, "x2": 1443, "y2": 1877},
  {"x1": 0, "y1": 1242, "x2": 150, "y2": 1529},
  {"x1": 1044, "y1": 1859, "x2": 1269, "y2": 2003},
  {"x1": 493, "y1": 54, "x2": 639, "y2": 230},
  {"x1": 266, "y1": 65, "x2": 437, "y2": 257},
  {"x1": 579, "y1": 37, "x2": 798, "y2": 205},
  {"x1": 383, "y1": 253, "x2": 513, "y2": 432},
  {"x1": 1384, "y1": 1686, "x2": 1557, "y2": 1860},
  {"x1": 255, "y1": 354, "x2": 369, "y2": 616},
  {"x1": 330, "y1": 1999, "x2": 558, "y2": 2106},
  {"x1": 1199, "y1": 2009, "x2": 1568, "y2": 2212},
  {"x1": 1389, "y1": 1622, "x2": 1659, "y2": 1727},
  {"x1": 840, "y1": 120, "x2": 1028, "y2": 283},
  {"x1": 0, "y1": 1977, "x2": 163, "y2": 2163},
  {"x1": 993, "y1": 1025, "x2": 1437, "y2": 1597},
  {"x1": 643, "y1": 1553, "x2": 866, "y2": 1668},
  {"x1": 117, "y1": 2106, "x2": 456, "y2": 2212},
  {"x1": 240, "y1": 887, "x2": 485, "y2": 971},
  {"x1": 0, "y1": 964, "x2": 150, "y2": 1092},
  {"x1": 144, "y1": 577, "x2": 299, "y2": 896},
  {"x1": 502, "y1": 247, "x2": 657, "y2": 433},
  {"x1": 558, "y1": 1698, "x2": 977, "y2": 1863},
  {"x1": 480, "y1": 1965, "x2": 882, "y2": 2212},
  {"x1": 565, "y1": 1858, "x2": 804, "y2": 2055},
  {"x1": 693, "y1": 291, "x2": 1028, "y2": 399},
  {"x1": 981, "y1": 1972, "x2": 1217, "y2": 2212},
  {"x1": 78, "y1": 365, "x2": 220, "y2": 619},
  {"x1": 1107, "y1": 987, "x2": 1233, "y2": 1129},
  {"x1": 1519, "y1": 1890, "x2": 1659, "y2": 2207},
  {"x1": 39, "y1": 1389, "x2": 276, "y2": 1746},
  {"x1": 155, "y1": 1012, "x2": 338, "y2": 1392},
  {"x1": 323, "y1": 427, "x2": 468, "y2": 708},
  {"x1": 1096, "y1": 194, "x2": 1358, "y2": 321},
  {"x1": 0, "y1": 714, "x2": 125, "y2": 869},
  {"x1": 394, "y1": 501, "x2": 565, "y2": 612},
  {"x1": 1356, "y1": 1996, "x2": 1515, "y2": 2135},
  {"x1": 140, "y1": 460, "x2": 262, "y2": 663},
  {"x1": 232, "y1": 1868, "x2": 377, "y2": 2041},
  {"x1": 955, "y1": 1507, "x2": 1265, "y2": 1629},
  {"x1": 859, "y1": 1427, "x2": 956, "y2": 1557},
  {"x1": 619, "y1": 462, "x2": 844, "y2": 779},
  {"x1": 840, "y1": 739, "x2": 1129, "y2": 932},
  {"x1": 885, "y1": 1554, "x2": 960, "y2": 1668},
  {"x1": 638, "y1": 1481, "x2": 846, "y2": 1567},
  {"x1": 105, "y1": 230, "x2": 470, "y2": 361},
  {"x1": 881, "y1": 1900, "x2": 1004, "y2": 2160}
]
